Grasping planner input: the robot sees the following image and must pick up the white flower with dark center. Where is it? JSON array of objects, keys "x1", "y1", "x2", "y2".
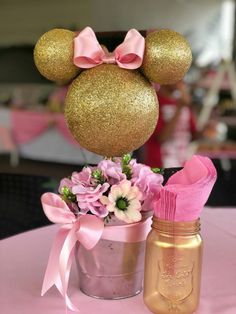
[{"x1": 100, "y1": 180, "x2": 142, "y2": 223}]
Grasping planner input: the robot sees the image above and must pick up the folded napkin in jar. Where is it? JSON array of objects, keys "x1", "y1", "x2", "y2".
[{"x1": 154, "y1": 155, "x2": 217, "y2": 221}]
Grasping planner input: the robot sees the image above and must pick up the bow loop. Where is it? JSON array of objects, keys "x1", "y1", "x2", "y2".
[
  {"x1": 41, "y1": 192, "x2": 76, "y2": 224},
  {"x1": 73, "y1": 27, "x2": 145, "y2": 69},
  {"x1": 74, "y1": 27, "x2": 105, "y2": 68},
  {"x1": 76, "y1": 214, "x2": 104, "y2": 249},
  {"x1": 115, "y1": 29, "x2": 145, "y2": 69}
]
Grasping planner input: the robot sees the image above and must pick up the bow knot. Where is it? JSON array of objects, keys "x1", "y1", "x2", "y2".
[
  {"x1": 101, "y1": 52, "x2": 116, "y2": 64},
  {"x1": 74, "y1": 27, "x2": 145, "y2": 69}
]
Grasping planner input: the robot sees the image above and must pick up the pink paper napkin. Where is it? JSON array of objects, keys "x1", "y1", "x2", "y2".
[{"x1": 154, "y1": 155, "x2": 217, "y2": 221}]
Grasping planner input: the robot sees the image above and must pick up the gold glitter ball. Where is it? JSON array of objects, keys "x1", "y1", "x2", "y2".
[
  {"x1": 65, "y1": 64, "x2": 158, "y2": 157},
  {"x1": 142, "y1": 29, "x2": 192, "y2": 84},
  {"x1": 34, "y1": 29, "x2": 80, "y2": 83}
]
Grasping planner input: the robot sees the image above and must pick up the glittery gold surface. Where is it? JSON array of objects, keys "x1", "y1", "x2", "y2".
[
  {"x1": 34, "y1": 29, "x2": 80, "y2": 83},
  {"x1": 142, "y1": 29, "x2": 192, "y2": 84},
  {"x1": 65, "y1": 64, "x2": 158, "y2": 157},
  {"x1": 144, "y1": 218, "x2": 202, "y2": 314}
]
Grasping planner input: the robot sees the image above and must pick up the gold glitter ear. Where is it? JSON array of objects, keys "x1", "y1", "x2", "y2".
[
  {"x1": 34, "y1": 29, "x2": 80, "y2": 83},
  {"x1": 142, "y1": 29, "x2": 192, "y2": 85}
]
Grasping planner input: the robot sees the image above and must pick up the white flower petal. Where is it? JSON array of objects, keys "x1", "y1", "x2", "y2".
[
  {"x1": 126, "y1": 187, "x2": 142, "y2": 201},
  {"x1": 107, "y1": 204, "x2": 116, "y2": 212},
  {"x1": 110, "y1": 185, "x2": 122, "y2": 201},
  {"x1": 120, "y1": 180, "x2": 131, "y2": 197},
  {"x1": 128, "y1": 199, "x2": 142, "y2": 211},
  {"x1": 125, "y1": 209, "x2": 142, "y2": 223},
  {"x1": 131, "y1": 186, "x2": 143, "y2": 200},
  {"x1": 100, "y1": 195, "x2": 109, "y2": 205},
  {"x1": 114, "y1": 209, "x2": 127, "y2": 222},
  {"x1": 126, "y1": 190, "x2": 136, "y2": 201}
]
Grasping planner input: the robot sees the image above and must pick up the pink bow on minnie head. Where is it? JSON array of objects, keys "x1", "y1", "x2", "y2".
[{"x1": 74, "y1": 26, "x2": 145, "y2": 69}]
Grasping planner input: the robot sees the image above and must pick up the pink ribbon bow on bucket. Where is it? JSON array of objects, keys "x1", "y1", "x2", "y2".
[
  {"x1": 41, "y1": 193, "x2": 104, "y2": 312},
  {"x1": 41, "y1": 192, "x2": 151, "y2": 312},
  {"x1": 74, "y1": 27, "x2": 145, "y2": 69}
]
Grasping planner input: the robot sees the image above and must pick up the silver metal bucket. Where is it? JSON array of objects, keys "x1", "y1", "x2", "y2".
[{"x1": 75, "y1": 212, "x2": 151, "y2": 299}]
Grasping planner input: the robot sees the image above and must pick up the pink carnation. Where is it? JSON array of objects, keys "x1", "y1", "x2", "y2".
[
  {"x1": 71, "y1": 167, "x2": 92, "y2": 186},
  {"x1": 57, "y1": 158, "x2": 163, "y2": 220},
  {"x1": 130, "y1": 161, "x2": 163, "y2": 211},
  {"x1": 72, "y1": 182, "x2": 110, "y2": 218},
  {"x1": 98, "y1": 159, "x2": 126, "y2": 185},
  {"x1": 58, "y1": 167, "x2": 93, "y2": 194}
]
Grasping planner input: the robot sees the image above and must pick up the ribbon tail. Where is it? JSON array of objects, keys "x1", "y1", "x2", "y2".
[
  {"x1": 59, "y1": 224, "x2": 80, "y2": 312},
  {"x1": 62, "y1": 249, "x2": 79, "y2": 312},
  {"x1": 41, "y1": 226, "x2": 69, "y2": 296},
  {"x1": 42, "y1": 215, "x2": 104, "y2": 312},
  {"x1": 65, "y1": 290, "x2": 79, "y2": 312}
]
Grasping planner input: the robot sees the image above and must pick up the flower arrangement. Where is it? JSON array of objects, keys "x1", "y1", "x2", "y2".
[{"x1": 58, "y1": 154, "x2": 164, "y2": 224}]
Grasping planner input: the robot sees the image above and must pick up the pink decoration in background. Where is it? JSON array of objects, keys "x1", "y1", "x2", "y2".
[
  {"x1": 11, "y1": 110, "x2": 79, "y2": 146},
  {"x1": 74, "y1": 27, "x2": 145, "y2": 69},
  {"x1": 152, "y1": 82, "x2": 160, "y2": 91},
  {"x1": 0, "y1": 126, "x2": 16, "y2": 151},
  {"x1": 154, "y1": 155, "x2": 217, "y2": 221},
  {"x1": 41, "y1": 192, "x2": 152, "y2": 312}
]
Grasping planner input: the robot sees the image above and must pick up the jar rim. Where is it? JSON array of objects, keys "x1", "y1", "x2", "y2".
[{"x1": 152, "y1": 217, "x2": 201, "y2": 235}]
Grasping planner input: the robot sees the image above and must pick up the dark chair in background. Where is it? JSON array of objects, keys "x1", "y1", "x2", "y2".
[
  {"x1": 206, "y1": 159, "x2": 236, "y2": 206},
  {"x1": 162, "y1": 167, "x2": 182, "y2": 185},
  {"x1": 0, "y1": 173, "x2": 58, "y2": 239},
  {"x1": 162, "y1": 162, "x2": 236, "y2": 207}
]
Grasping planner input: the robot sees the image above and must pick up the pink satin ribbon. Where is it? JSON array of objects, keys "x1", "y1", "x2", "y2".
[
  {"x1": 41, "y1": 192, "x2": 151, "y2": 312},
  {"x1": 74, "y1": 27, "x2": 145, "y2": 69}
]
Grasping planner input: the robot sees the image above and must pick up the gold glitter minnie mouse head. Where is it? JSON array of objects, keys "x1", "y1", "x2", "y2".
[{"x1": 34, "y1": 27, "x2": 192, "y2": 157}]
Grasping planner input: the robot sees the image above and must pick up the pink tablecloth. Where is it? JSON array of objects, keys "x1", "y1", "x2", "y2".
[{"x1": 0, "y1": 207, "x2": 236, "y2": 314}]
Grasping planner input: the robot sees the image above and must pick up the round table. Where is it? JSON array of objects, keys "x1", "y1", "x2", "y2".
[{"x1": 1, "y1": 207, "x2": 236, "y2": 314}]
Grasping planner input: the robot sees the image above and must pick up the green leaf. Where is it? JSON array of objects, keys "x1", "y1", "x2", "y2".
[
  {"x1": 121, "y1": 154, "x2": 132, "y2": 179},
  {"x1": 122, "y1": 164, "x2": 132, "y2": 180},
  {"x1": 61, "y1": 186, "x2": 76, "y2": 202},
  {"x1": 151, "y1": 167, "x2": 164, "y2": 175},
  {"x1": 121, "y1": 154, "x2": 132, "y2": 166},
  {"x1": 91, "y1": 169, "x2": 105, "y2": 184}
]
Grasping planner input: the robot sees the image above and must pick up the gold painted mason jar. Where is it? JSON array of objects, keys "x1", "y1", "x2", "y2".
[{"x1": 144, "y1": 217, "x2": 203, "y2": 314}]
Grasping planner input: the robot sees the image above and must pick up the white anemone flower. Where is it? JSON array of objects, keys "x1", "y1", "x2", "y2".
[{"x1": 100, "y1": 180, "x2": 143, "y2": 223}]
